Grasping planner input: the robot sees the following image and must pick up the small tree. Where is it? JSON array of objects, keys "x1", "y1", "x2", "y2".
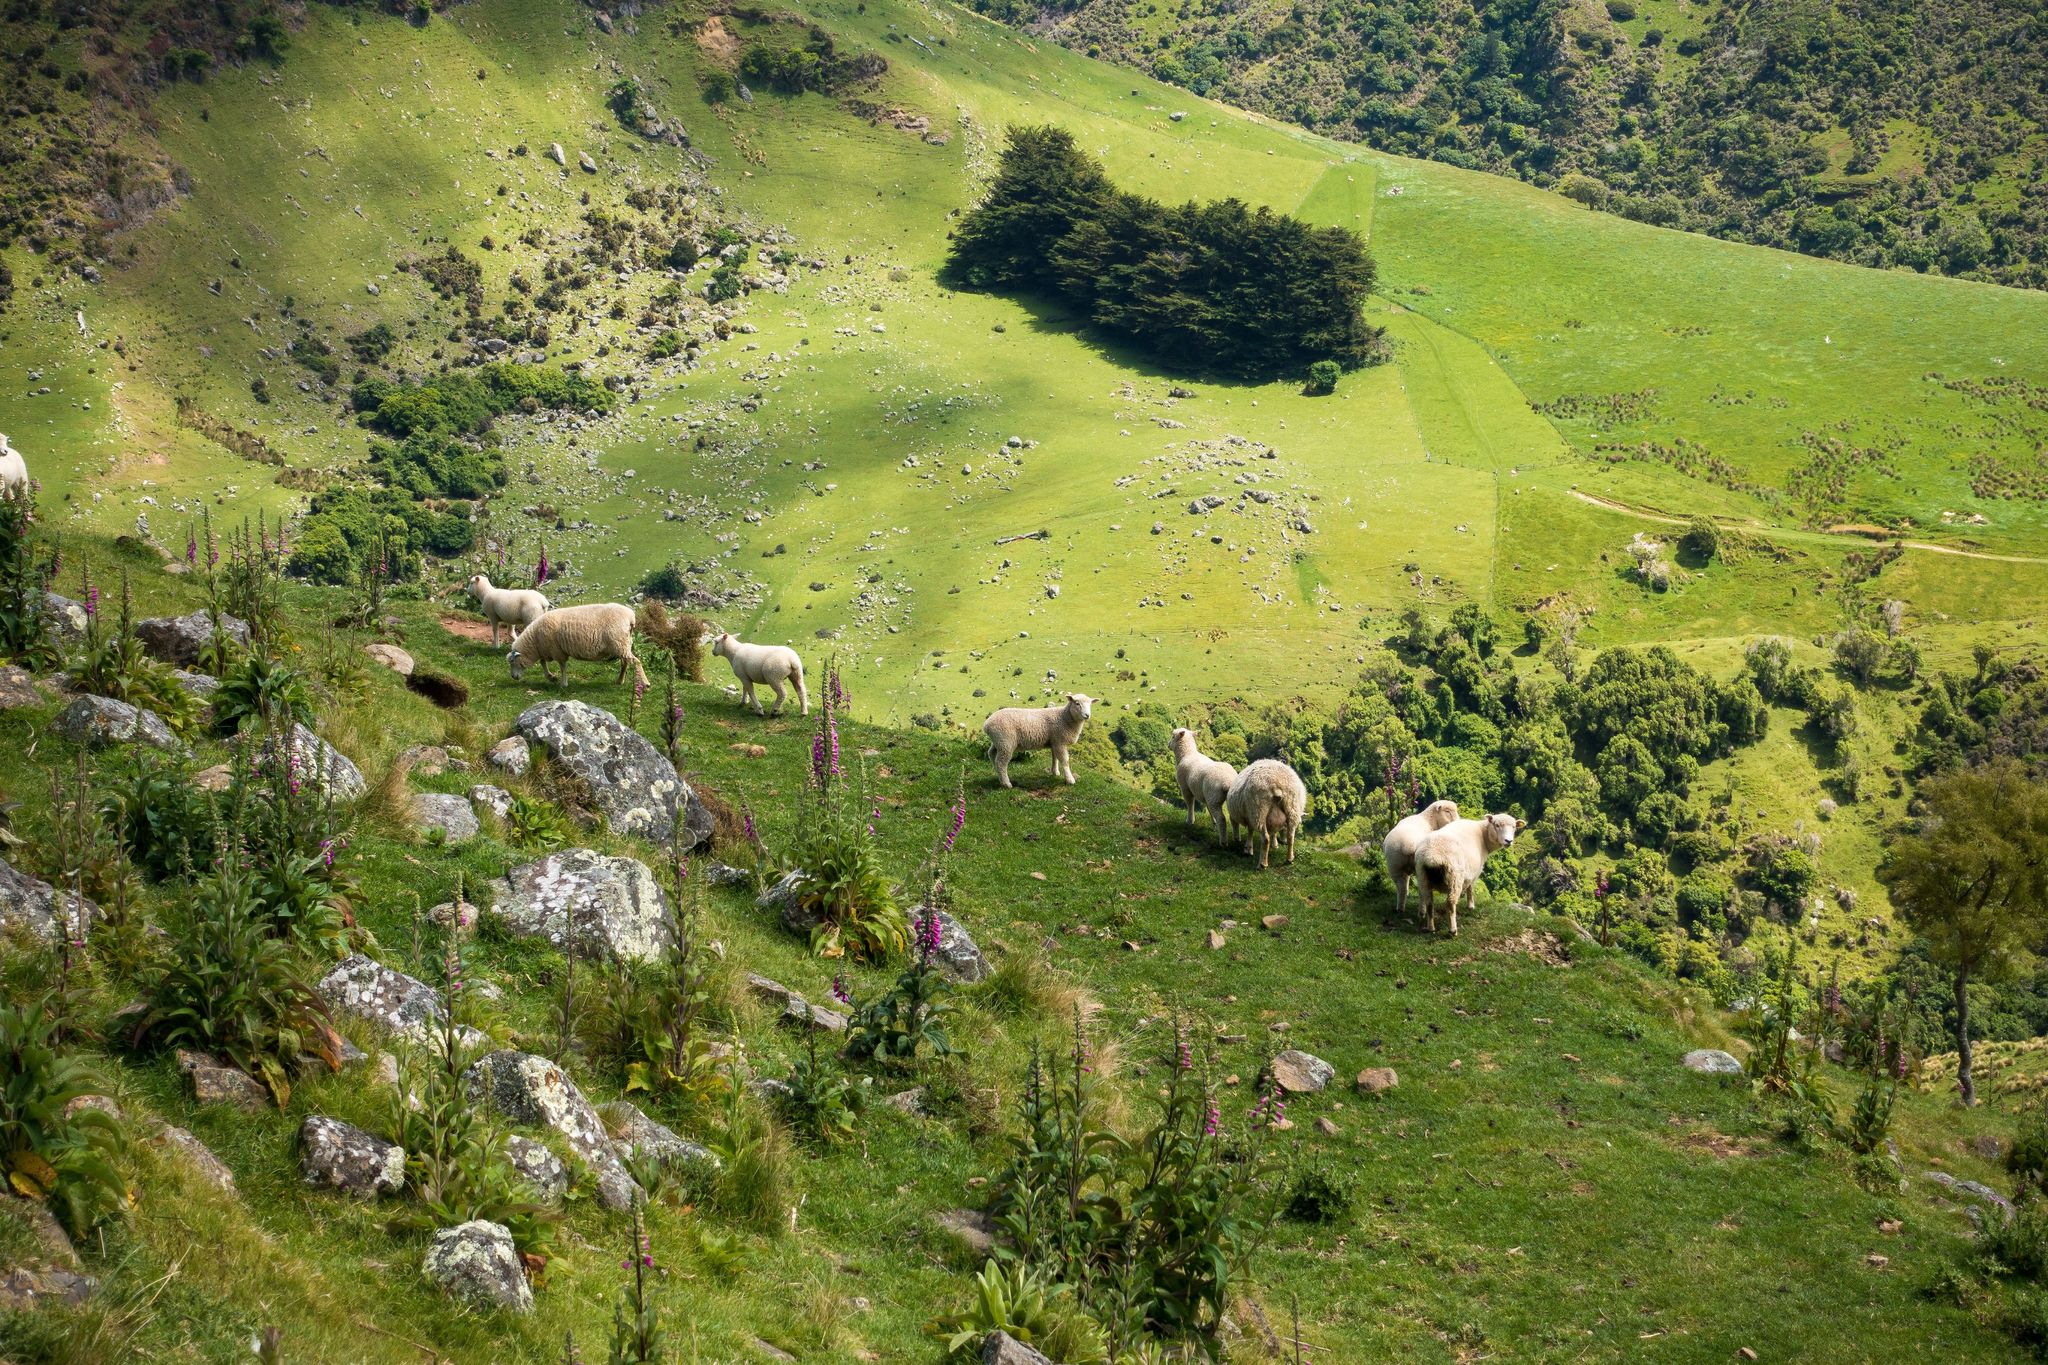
[
  {"x1": 1877, "y1": 761, "x2": 2048, "y2": 1106},
  {"x1": 1305, "y1": 359, "x2": 1340, "y2": 395}
]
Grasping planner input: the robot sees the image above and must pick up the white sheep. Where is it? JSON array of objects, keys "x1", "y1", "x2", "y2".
[
  {"x1": 983, "y1": 693, "x2": 1092, "y2": 789},
  {"x1": 1171, "y1": 727, "x2": 1237, "y2": 844},
  {"x1": 1381, "y1": 799, "x2": 1461, "y2": 917},
  {"x1": 507, "y1": 603, "x2": 647, "y2": 690},
  {"x1": 0, "y1": 434, "x2": 26, "y2": 498},
  {"x1": 708, "y1": 631, "x2": 809, "y2": 716},
  {"x1": 464, "y1": 573, "x2": 550, "y2": 646},
  {"x1": 1225, "y1": 758, "x2": 1308, "y2": 868},
  {"x1": 1412, "y1": 813, "x2": 1525, "y2": 935}
]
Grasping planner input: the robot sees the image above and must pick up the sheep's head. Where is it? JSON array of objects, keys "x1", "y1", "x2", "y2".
[
  {"x1": 1170, "y1": 726, "x2": 1195, "y2": 757},
  {"x1": 464, "y1": 574, "x2": 490, "y2": 601},
  {"x1": 1066, "y1": 693, "x2": 1094, "y2": 721},
  {"x1": 1425, "y1": 798, "x2": 1460, "y2": 828},
  {"x1": 1484, "y1": 812, "x2": 1524, "y2": 849},
  {"x1": 710, "y1": 632, "x2": 735, "y2": 658},
  {"x1": 506, "y1": 648, "x2": 527, "y2": 681}
]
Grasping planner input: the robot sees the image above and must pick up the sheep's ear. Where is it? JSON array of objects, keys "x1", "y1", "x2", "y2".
[{"x1": 1514, "y1": 818, "x2": 1526, "y2": 830}]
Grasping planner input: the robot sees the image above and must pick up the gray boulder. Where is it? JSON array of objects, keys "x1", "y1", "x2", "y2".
[
  {"x1": 262, "y1": 724, "x2": 366, "y2": 801},
  {"x1": 423, "y1": 1220, "x2": 531, "y2": 1313},
  {"x1": 1269, "y1": 1049, "x2": 1335, "y2": 1094},
  {"x1": 316, "y1": 954, "x2": 465, "y2": 1046},
  {"x1": 470, "y1": 784, "x2": 514, "y2": 820},
  {"x1": 1682, "y1": 1049, "x2": 1744, "y2": 1076},
  {"x1": 983, "y1": 1331, "x2": 1055, "y2": 1365},
  {"x1": 1925, "y1": 1170, "x2": 2015, "y2": 1224},
  {"x1": 55, "y1": 695, "x2": 183, "y2": 753},
  {"x1": 134, "y1": 610, "x2": 249, "y2": 666},
  {"x1": 503, "y1": 1134, "x2": 568, "y2": 1203},
  {"x1": 0, "y1": 665, "x2": 49, "y2": 710},
  {"x1": 512, "y1": 700, "x2": 711, "y2": 849},
  {"x1": 758, "y1": 869, "x2": 816, "y2": 936},
  {"x1": 605, "y1": 1101, "x2": 720, "y2": 1172},
  {"x1": 299, "y1": 1116, "x2": 405, "y2": 1199},
  {"x1": 927, "y1": 908, "x2": 990, "y2": 983},
  {"x1": 489, "y1": 849, "x2": 673, "y2": 963},
  {"x1": 0, "y1": 856, "x2": 95, "y2": 944},
  {"x1": 464, "y1": 1050, "x2": 640, "y2": 1210},
  {"x1": 42, "y1": 593, "x2": 88, "y2": 644},
  {"x1": 169, "y1": 668, "x2": 220, "y2": 700},
  {"x1": 486, "y1": 737, "x2": 531, "y2": 776},
  {"x1": 410, "y1": 793, "x2": 479, "y2": 844},
  {"x1": 156, "y1": 1124, "x2": 236, "y2": 1195}
]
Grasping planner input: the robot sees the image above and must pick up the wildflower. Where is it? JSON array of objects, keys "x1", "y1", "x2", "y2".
[
  {"x1": 741, "y1": 807, "x2": 758, "y2": 845},
  {"x1": 1203, "y1": 1098, "x2": 1221, "y2": 1138},
  {"x1": 830, "y1": 973, "x2": 851, "y2": 1006},
  {"x1": 1177, "y1": 1036, "x2": 1193, "y2": 1072},
  {"x1": 535, "y1": 546, "x2": 551, "y2": 586},
  {"x1": 82, "y1": 585, "x2": 99, "y2": 618},
  {"x1": 185, "y1": 531, "x2": 198, "y2": 566},
  {"x1": 942, "y1": 789, "x2": 966, "y2": 853}
]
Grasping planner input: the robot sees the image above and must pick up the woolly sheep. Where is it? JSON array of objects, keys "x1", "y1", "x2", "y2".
[
  {"x1": 983, "y1": 693, "x2": 1092, "y2": 789},
  {"x1": 708, "y1": 631, "x2": 809, "y2": 716},
  {"x1": 1225, "y1": 758, "x2": 1308, "y2": 869},
  {"x1": 1412, "y1": 813, "x2": 1524, "y2": 936},
  {"x1": 464, "y1": 574, "x2": 550, "y2": 646},
  {"x1": 1381, "y1": 799, "x2": 1461, "y2": 917},
  {"x1": 507, "y1": 603, "x2": 647, "y2": 690},
  {"x1": 1171, "y1": 727, "x2": 1237, "y2": 845},
  {"x1": 0, "y1": 434, "x2": 25, "y2": 498}
]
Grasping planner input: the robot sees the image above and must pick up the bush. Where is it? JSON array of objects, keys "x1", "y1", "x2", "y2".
[
  {"x1": 1283, "y1": 1162, "x2": 1356, "y2": 1223},
  {"x1": 1305, "y1": 359, "x2": 1340, "y2": 395},
  {"x1": 1605, "y1": 0, "x2": 1635, "y2": 19},
  {"x1": 0, "y1": 998, "x2": 127, "y2": 1235}
]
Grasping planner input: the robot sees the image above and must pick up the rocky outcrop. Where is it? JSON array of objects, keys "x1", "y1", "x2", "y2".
[
  {"x1": 317, "y1": 954, "x2": 450, "y2": 1044},
  {"x1": 0, "y1": 857, "x2": 95, "y2": 944},
  {"x1": 299, "y1": 1116, "x2": 405, "y2": 1199},
  {"x1": 605, "y1": 1101, "x2": 720, "y2": 1172},
  {"x1": 486, "y1": 737, "x2": 531, "y2": 776},
  {"x1": 503, "y1": 1134, "x2": 568, "y2": 1203},
  {"x1": 134, "y1": 610, "x2": 249, "y2": 666},
  {"x1": 463, "y1": 1050, "x2": 640, "y2": 1210},
  {"x1": 488, "y1": 849, "x2": 673, "y2": 963},
  {"x1": 512, "y1": 700, "x2": 711, "y2": 848},
  {"x1": 55, "y1": 695, "x2": 184, "y2": 753},
  {"x1": 926, "y1": 908, "x2": 990, "y2": 984},
  {"x1": 423, "y1": 1221, "x2": 532, "y2": 1312},
  {"x1": 263, "y1": 724, "x2": 366, "y2": 801}
]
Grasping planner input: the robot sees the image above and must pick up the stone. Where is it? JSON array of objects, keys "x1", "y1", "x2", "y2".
[
  {"x1": 0, "y1": 1263, "x2": 96, "y2": 1312},
  {"x1": 0, "y1": 665, "x2": 48, "y2": 709},
  {"x1": 402, "y1": 744, "x2": 452, "y2": 777},
  {"x1": 489, "y1": 849, "x2": 674, "y2": 963},
  {"x1": 317, "y1": 954, "x2": 451, "y2": 1044},
  {"x1": 470, "y1": 784, "x2": 514, "y2": 820},
  {"x1": 605, "y1": 1101, "x2": 720, "y2": 1171},
  {"x1": 748, "y1": 1077, "x2": 795, "y2": 1104},
  {"x1": 428, "y1": 899, "x2": 480, "y2": 932},
  {"x1": 1924, "y1": 1171, "x2": 2015, "y2": 1223},
  {"x1": 156, "y1": 1124, "x2": 236, "y2": 1194},
  {"x1": 782, "y1": 997, "x2": 848, "y2": 1033},
  {"x1": 746, "y1": 973, "x2": 798, "y2": 1007},
  {"x1": 547, "y1": 141, "x2": 567, "y2": 166},
  {"x1": 759, "y1": 870, "x2": 816, "y2": 936},
  {"x1": 983, "y1": 1331, "x2": 1056, "y2": 1365},
  {"x1": 513, "y1": 700, "x2": 710, "y2": 849},
  {"x1": 704, "y1": 861, "x2": 752, "y2": 887},
  {"x1": 193, "y1": 763, "x2": 233, "y2": 792},
  {"x1": 502, "y1": 1134, "x2": 568, "y2": 1203},
  {"x1": 1269, "y1": 1049, "x2": 1335, "y2": 1094},
  {"x1": 133, "y1": 610, "x2": 249, "y2": 666},
  {"x1": 464, "y1": 1051, "x2": 640, "y2": 1210},
  {"x1": 410, "y1": 793, "x2": 480, "y2": 844},
  {"x1": 934, "y1": 1208, "x2": 997, "y2": 1259},
  {"x1": 55, "y1": 695, "x2": 183, "y2": 753},
  {"x1": 299, "y1": 1116, "x2": 405, "y2": 1198},
  {"x1": 0, "y1": 856, "x2": 95, "y2": 944},
  {"x1": 1681, "y1": 1049, "x2": 1744, "y2": 1076},
  {"x1": 423, "y1": 1220, "x2": 532, "y2": 1313},
  {"x1": 1354, "y1": 1067, "x2": 1399, "y2": 1096},
  {"x1": 187, "y1": 1060, "x2": 269, "y2": 1110},
  {"x1": 578, "y1": 152, "x2": 598, "y2": 173},
  {"x1": 42, "y1": 593, "x2": 87, "y2": 644},
  {"x1": 1206, "y1": 930, "x2": 1227, "y2": 950},
  {"x1": 486, "y1": 736, "x2": 531, "y2": 776},
  {"x1": 169, "y1": 668, "x2": 219, "y2": 700},
  {"x1": 365, "y1": 642, "x2": 415, "y2": 676},
  {"x1": 883, "y1": 1087, "x2": 927, "y2": 1116},
  {"x1": 926, "y1": 908, "x2": 990, "y2": 984},
  {"x1": 263, "y1": 724, "x2": 366, "y2": 801}
]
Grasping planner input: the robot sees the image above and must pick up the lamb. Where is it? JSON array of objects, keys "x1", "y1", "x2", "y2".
[
  {"x1": 507, "y1": 603, "x2": 647, "y2": 690},
  {"x1": 1381, "y1": 799, "x2": 1461, "y2": 917},
  {"x1": 0, "y1": 434, "x2": 26, "y2": 498},
  {"x1": 983, "y1": 694, "x2": 1092, "y2": 789},
  {"x1": 708, "y1": 631, "x2": 808, "y2": 716},
  {"x1": 1412, "y1": 813, "x2": 1525, "y2": 936},
  {"x1": 1171, "y1": 727, "x2": 1237, "y2": 844},
  {"x1": 464, "y1": 574, "x2": 550, "y2": 646},
  {"x1": 1225, "y1": 758, "x2": 1308, "y2": 868}
]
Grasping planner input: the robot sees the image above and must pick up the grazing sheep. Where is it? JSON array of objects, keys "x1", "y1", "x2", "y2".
[
  {"x1": 1412, "y1": 813, "x2": 1525, "y2": 936},
  {"x1": 1171, "y1": 727, "x2": 1237, "y2": 844},
  {"x1": 0, "y1": 434, "x2": 26, "y2": 498},
  {"x1": 507, "y1": 603, "x2": 647, "y2": 690},
  {"x1": 1381, "y1": 799, "x2": 1461, "y2": 917},
  {"x1": 464, "y1": 574, "x2": 550, "y2": 646},
  {"x1": 983, "y1": 694, "x2": 1093, "y2": 789},
  {"x1": 708, "y1": 631, "x2": 808, "y2": 716},
  {"x1": 1226, "y1": 759, "x2": 1308, "y2": 868}
]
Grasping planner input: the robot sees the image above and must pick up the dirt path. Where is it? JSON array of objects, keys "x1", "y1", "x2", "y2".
[{"x1": 1566, "y1": 490, "x2": 2048, "y2": 565}]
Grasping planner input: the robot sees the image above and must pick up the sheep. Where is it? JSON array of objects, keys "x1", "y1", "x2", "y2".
[
  {"x1": 1411, "y1": 813, "x2": 1525, "y2": 936},
  {"x1": 1225, "y1": 759, "x2": 1308, "y2": 868},
  {"x1": 983, "y1": 694, "x2": 1092, "y2": 789},
  {"x1": 0, "y1": 434, "x2": 26, "y2": 498},
  {"x1": 1171, "y1": 727, "x2": 1237, "y2": 844},
  {"x1": 464, "y1": 574, "x2": 550, "y2": 646},
  {"x1": 708, "y1": 631, "x2": 808, "y2": 716},
  {"x1": 507, "y1": 603, "x2": 647, "y2": 690},
  {"x1": 1381, "y1": 799, "x2": 1461, "y2": 917}
]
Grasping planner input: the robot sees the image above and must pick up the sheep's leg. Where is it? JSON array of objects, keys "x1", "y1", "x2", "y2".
[
  {"x1": 767, "y1": 677, "x2": 787, "y2": 716},
  {"x1": 557, "y1": 659, "x2": 569, "y2": 689},
  {"x1": 1053, "y1": 743, "x2": 1075, "y2": 784},
  {"x1": 1447, "y1": 878, "x2": 1463, "y2": 936},
  {"x1": 742, "y1": 680, "x2": 758, "y2": 713},
  {"x1": 1286, "y1": 821, "x2": 1297, "y2": 866},
  {"x1": 1392, "y1": 871, "x2": 1407, "y2": 918},
  {"x1": 1185, "y1": 794, "x2": 1197, "y2": 827},
  {"x1": 991, "y1": 743, "x2": 1013, "y2": 789},
  {"x1": 795, "y1": 671, "x2": 810, "y2": 716}
]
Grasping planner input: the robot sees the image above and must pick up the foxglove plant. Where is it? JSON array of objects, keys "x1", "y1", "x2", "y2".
[{"x1": 787, "y1": 662, "x2": 903, "y2": 960}]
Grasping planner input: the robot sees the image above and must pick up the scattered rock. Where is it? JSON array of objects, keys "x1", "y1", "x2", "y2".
[
  {"x1": 401, "y1": 744, "x2": 452, "y2": 777},
  {"x1": 0, "y1": 1263, "x2": 96, "y2": 1312},
  {"x1": 758, "y1": 869, "x2": 815, "y2": 935},
  {"x1": 464, "y1": 1051, "x2": 640, "y2": 1210},
  {"x1": 547, "y1": 141, "x2": 567, "y2": 166},
  {"x1": 782, "y1": 997, "x2": 848, "y2": 1033},
  {"x1": 983, "y1": 1330, "x2": 1055, "y2": 1365},
  {"x1": 0, "y1": 665, "x2": 49, "y2": 709},
  {"x1": 503, "y1": 1134, "x2": 568, "y2": 1203},
  {"x1": 1681, "y1": 1049, "x2": 1744, "y2": 1076},
  {"x1": 169, "y1": 668, "x2": 219, "y2": 700},
  {"x1": 134, "y1": 610, "x2": 249, "y2": 666},
  {"x1": 1206, "y1": 929, "x2": 1226, "y2": 950},
  {"x1": 486, "y1": 737, "x2": 531, "y2": 776},
  {"x1": 0, "y1": 856, "x2": 95, "y2": 944},
  {"x1": 365, "y1": 642, "x2": 415, "y2": 676},
  {"x1": 578, "y1": 152, "x2": 598, "y2": 173},
  {"x1": 1354, "y1": 1067, "x2": 1398, "y2": 1095},
  {"x1": 428, "y1": 899, "x2": 479, "y2": 932},
  {"x1": 423, "y1": 1220, "x2": 532, "y2": 1313},
  {"x1": 193, "y1": 763, "x2": 233, "y2": 792},
  {"x1": 934, "y1": 1208, "x2": 997, "y2": 1259},
  {"x1": 883, "y1": 1087, "x2": 927, "y2": 1116},
  {"x1": 299, "y1": 1116, "x2": 405, "y2": 1199},
  {"x1": 605, "y1": 1101, "x2": 720, "y2": 1172},
  {"x1": 156, "y1": 1124, "x2": 236, "y2": 1194},
  {"x1": 263, "y1": 724, "x2": 367, "y2": 800},
  {"x1": 470, "y1": 784, "x2": 514, "y2": 820},
  {"x1": 317, "y1": 954, "x2": 452, "y2": 1044},
  {"x1": 55, "y1": 695, "x2": 184, "y2": 753},
  {"x1": 410, "y1": 793, "x2": 480, "y2": 844},
  {"x1": 513, "y1": 700, "x2": 710, "y2": 849},
  {"x1": 41, "y1": 593, "x2": 88, "y2": 644},
  {"x1": 490, "y1": 849, "x2": 674, "y2": 963},
  {"x1": 1924, "y1": 1170, "x2": 2015, "y2": 1223},
  {"x1": 926, "y1": 908, "x2": 990, "y2": 983},
  {"x1": 183, "y1": 1055, "x2": 269, "y2": 1110},
  {"x1": 1268, "y1": 1049, "x2": 1335, "y2": 1094}
]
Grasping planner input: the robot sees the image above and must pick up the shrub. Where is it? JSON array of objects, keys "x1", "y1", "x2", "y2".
[
  {"x1": 636, "y1": 600, "x2": 707, "y2": 683},
  {"x1": 210, "y1": 652, "x2": 315, "y2": 736},
  {"x1": 0, "y1": 998, "x2": 127, "y2": 1235},
  {"x1": 1305, "y1": 359, "x2": 1340, "y2": 395},
  {"x1": 1605, "y1": 0, "x2": 1635, "y2": 19},
  {"x1": 0, "y1": 491, "x2": 60, "y2": 670},
  {"x1": 1283, "y1": 1162, "x2": 1356, "y2": 1223},
  {"x1": 788, "y1": 665, "x2": 906, "y2": 960}
]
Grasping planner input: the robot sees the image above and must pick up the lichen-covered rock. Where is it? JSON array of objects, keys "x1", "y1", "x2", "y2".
[
  {"x1": 927, "y1": 908, "x2": 990, "y2": 984},
  {"x1": 423, "y1": 1220, "x2": 531, "y2": 1312},
  {"x1": 463, "y1": 1050, "x2": 640, "y2": 1210},
  {"x1": 317, "y1": 954, "x2": 448, "y2": 1042},
  {"x1": 512, "y1": 700, "x2": 711, "y2": 849},
  {"x1": 299, "y1": 1116, "x2": 405, "y2": 1199},
  {"x1": 983, "y1": 1331, "x2": 1055, "y2": 1365},
  {"x1": 0, "y1": 856, "x2": 95, "y2": 944},
  {"x1": 485, "y1": 737, "x2": 531, "y2": 776},
  {"x1": 758, "y1": 869, "x2": 818, "y2": 936},
  {"x1": 0, "y1": 665, "x2": 50, "y2": 710},
  {"x1": 470, "y1": 784, "x2": 514, "y2": 820},
  {"x1": 1682, "y1": 1049, "x2": 1743, "y2": 1076},
  {"x1": 503, "y1": 1134, "x2": 568, "y2": 1203},
  {"x1": 1268, "y1": 1049, "x2": 1335, "y2": 1094},
  {"x1": 181, "y1": 1054, "x2": 269, "y2": 1110},
  {"x1": 262, "y1": 724, "x2": 366, "y2": 801},
  {"x1": 134, "y1": 610, "x2": 249, "y2": 666},
  {"x1": 489, "y1": 849, "x2": 673, "y2": 963},
  {"x1": 156, "y1": 1124, "x2": 236, "y2": 1194},
  {"x1": 605, "y1": 1101, "x2": 720, "y2": 1172},
  {"x1": 410, "y1": 793, "x2": 479, "y2": 844},
  {"x1": 365, "y1": 642, "x2": 415, "y2": 676},
  {"x1": 55, "y1": 695, "x2": 184, "y2": 753},
  {"x1": 42, "y1": 593, "x2": 88, "y2": 644}
]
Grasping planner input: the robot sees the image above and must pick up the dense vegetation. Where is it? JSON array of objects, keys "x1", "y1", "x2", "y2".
[
  {"x1": 947, "y1": 126, "x2": 1385, "y2": 379},
  {"x1": 987, "y1": 0, "x2": 2048, "y2": 289}
]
